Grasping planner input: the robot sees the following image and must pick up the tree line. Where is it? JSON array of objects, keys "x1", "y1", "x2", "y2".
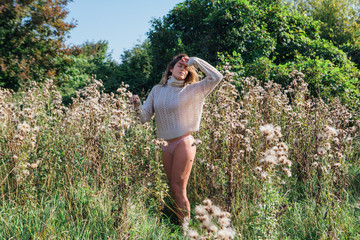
[{"x1": 1, "y1": 0, "x2": 359, "y2": 111}]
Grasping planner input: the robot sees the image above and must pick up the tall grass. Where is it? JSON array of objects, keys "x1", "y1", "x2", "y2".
[{"x1": 0, "y1": 67, "x2": 359, "y2": 239}]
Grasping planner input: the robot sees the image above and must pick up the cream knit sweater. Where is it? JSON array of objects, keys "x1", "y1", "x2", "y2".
[{"x1": 135, "y1": 57, "x2": 223, "y2": 140}]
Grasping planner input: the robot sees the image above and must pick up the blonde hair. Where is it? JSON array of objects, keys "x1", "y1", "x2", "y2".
[{"x1": 158, "y1": 53, "x2": 199, "y2": 86}]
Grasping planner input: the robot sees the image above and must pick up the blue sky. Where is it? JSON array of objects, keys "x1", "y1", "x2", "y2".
[{"x1": 65, "y1": 0, "x2": 184, "y2": 62}]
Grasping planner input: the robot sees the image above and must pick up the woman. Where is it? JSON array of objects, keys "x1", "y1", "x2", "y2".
[{"x1": 130, "y1": 53, "x2": 223, "y2": 222}]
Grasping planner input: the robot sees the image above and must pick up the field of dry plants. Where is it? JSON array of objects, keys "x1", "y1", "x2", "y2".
[{"x1": 0, "y1": 65, "x2": 359, "y2": 239}]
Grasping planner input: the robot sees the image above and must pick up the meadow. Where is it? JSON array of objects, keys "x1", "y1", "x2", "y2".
[{"x1": 0, "y1": 65, "x2": 359, "y2": 239}]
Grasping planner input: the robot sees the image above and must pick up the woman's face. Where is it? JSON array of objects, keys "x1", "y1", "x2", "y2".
[{"x1": 170, "y1": 60, "x2": 188, "y2": 80}]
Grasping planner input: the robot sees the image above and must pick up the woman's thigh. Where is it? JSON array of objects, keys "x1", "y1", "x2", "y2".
[
  {"x1": 162, "y1": 150, "x2": 173, "y2": 184},
  {"x1": 171, "y1": 137, "x2": 196, "y2": 190}
]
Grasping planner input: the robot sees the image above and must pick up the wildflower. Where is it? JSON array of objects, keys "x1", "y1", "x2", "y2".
[
  {"x1": 324, "y1": 142, "x2": 331, "y2": 150},
  {"x1": 182, "y1": 216, "x2": 190, "y2": 233},
  {"x1": 219, "y1": 217, "x2": 231, "y2": 228},
  {"x1": 30, "y1": 160, "x2": 40, "y2": 169},
  {"x1": 203, "y1": 199, "x2": 212, "y2": 207},
  {"x1": 246, "y1": 146, "x2": 253, "y2": 152},
  {"x1": 311, "y1": 162, "x2": 318, "y2": 168},
  {"x1": 13, "y1": 134, "x2": 23, "y2": 142},
  {"x1": 317, "y1": 134, "x2": 324, "y2": 140},
  {"x1": 22, "y1": 162, "x2": 30, "y2": 168},
  {"x1": 205, "y1": 205, "x2": 214, "y2": 214},
  {"x1": 282, "y1": 168, "x2": 292, "y2": 177},
  {"x1": 317, "y1": 147, "x2": 326, "y2": 156},
  {"x1": 23, "y1": 169, "x2": 30, "y2": 177},
  {"x1": 245, "y1": 129, "x2": 252, "y2": 135},
  {"x1": 15, "y1": 176, "x2": 21, "y2": 183},
  {"x1": 152, "y1": 138, "x2": 168, "y2": 147},
  {"x1": 201, "y1": 218, "x2": 212, "y2": 230},
  {"x1": 195, "y1": 214, "x2": 210, "y2": 223},
  {"x1": 221, "y1": 104, "x2": 229, "y2": 109},
  {"x1": 254, "y1": 167, "x2": 262, "y2": 174},
  {"x1": 208, "y1": 224, "x2": 218, "y2": 233},
  {"x1": 335, "y1": 152, "x2": 343, "y2": 159},
  {"x1": 187, "y1": 230, "x2": 199, "y2": 239},
  {"x1": 260, "y1": 155, "x2": 277, "y2": 165},
  {"x1": 212, "y1": 206, "x2": 223, "y2": 217},
  {"x1": 321, "y1": 166, "x2": 329, "y2": 175},
  {"x1": 284, "y1": 105, "x2": 292, "y2": 111},
  {"x1": 259, "y1": 124, "x2": 275, "y2": 136},
  {"x1": 192, "y1": 139, "x2": 202, "y2": 146},
  {"x1": 324, "y1": 125, "x2": 338, "y2": 137},
  {"x1": 260, "y1": 171, "x2": 268, "y2": 180},
  {"x1": 217, "y1": 228, "x2": 236, "y2": 239},
  {"x1": 278, "y1": 142, "x2": 288, "y2": 152},
  {"x1": 195, "y1": 205, "x2": 208, "y2": 216},
  {"x1": 240, "y1": 119, "x2": 248, "y2": 125},
  {"x1": 216, "y1": 211, "x2": 231, "y2": 219},
  {"x1": 278, "y1": 156, "x2": 288, "y2": 164},
  {"x1": 272, "y1": 146, "x2": 279, "y2": 152},
  {"x1": 284, "y1": 160, "x2": 292, "y2": 167},
  {"x1": 206, "y1": 163, "x2": 215, "y2": 171},
  {"x1": 274, "y1": 126, "x2": 282, "y2": 138},
  {"x1": 198, "y1": 158, "x2": 206, "y2": 164},
  {"x1": 18, "y1": 122, "x2": 30, "y2": 134}
]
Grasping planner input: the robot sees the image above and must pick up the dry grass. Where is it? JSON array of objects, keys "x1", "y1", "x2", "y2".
[{"x1": 0, "y1": 66, "x2": 359, "y2": 239}]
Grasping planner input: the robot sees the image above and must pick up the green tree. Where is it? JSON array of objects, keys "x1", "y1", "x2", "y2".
[
  {"x1": 147, "y1": 0, "x2": 349, "y2": 85},
  {"x1": 339, "y1": 43, "x2": 360, "y2": 69},
  {"x1": 290, "y1": 0, "x2": 360, "y2": 45},
  {"x1": 0, "y1": 0, "x2": 75, "y2": 90},
  {"x1": 58, "y1": 40, "x2": 122, "y2": 96},
  {"x1": 116, "y1": 40, "x2": 153, "y2": 95}
]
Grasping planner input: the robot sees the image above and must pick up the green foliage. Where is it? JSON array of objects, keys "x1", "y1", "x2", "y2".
[
  {"x1": 241, "y1": 55, "x2": 360, "y2": 112},
  {"x1": 63, "y1": 40, "x2": 153, "y2": 97},
  {"x1": 80, "y1": 41, "x2": 123, "y2": 94},
  {"x1": 147, "y1": 0, "x2": 354, "y2": 90},
  {"x1": 290, "y1": 57, "x2": 360, "y2": 108},
  {"x1": 340, "y1": 43, "x2": 360, "y2": 69},
  {"x1": 116, "y1": 40, "x2": 154, "y2": 95},
  {"x1": 290, "y1": 0, "x2": 360, "y2": 46},
  {"x1": 0, "y1": 0, "x2": 75, "y2": 90},
  {"x1": 59, "y1": 40, "x2": 125, "y2": 100},
  {"x1": 54, "y1": 54, "x2": 92, "y2": 103}
]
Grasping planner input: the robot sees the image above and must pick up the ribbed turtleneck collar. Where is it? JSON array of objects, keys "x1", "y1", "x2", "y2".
[{"x1": 167, "y1": 75, "x2": 185, "y2": 88}]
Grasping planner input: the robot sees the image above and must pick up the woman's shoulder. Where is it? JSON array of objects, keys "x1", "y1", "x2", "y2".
[
  {"x1": 152, "y1": 84, "x2": 165, "y2": 91},
  {"x1": 147, "y1": 84, "x2": 164, "y2": 95}
]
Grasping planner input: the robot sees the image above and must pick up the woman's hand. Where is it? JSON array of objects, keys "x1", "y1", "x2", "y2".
[
  {"x1": 180, "y1": 56, "x2": 190, "y2": 66},
  {"x1": 130, "y1": 95, "x2": 140, "y2": 107}
]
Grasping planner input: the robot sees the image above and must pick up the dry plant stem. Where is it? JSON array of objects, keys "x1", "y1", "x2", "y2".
[{"x1": 227, "y1": 129, "x2": 234, "y2": 206}]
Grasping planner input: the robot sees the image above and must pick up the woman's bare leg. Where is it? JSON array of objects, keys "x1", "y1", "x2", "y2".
[
  {"x1": 170, "y1": 137, "x2": 196, "y2": 221},
  {"x1": 162, "y1": 150, "x2": 173, "y2": 184}
]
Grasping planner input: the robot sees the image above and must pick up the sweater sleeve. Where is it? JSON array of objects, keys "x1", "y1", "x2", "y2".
[
  {"x1": 188, "y1": 57, "x2": 223, "y2": 97},
  {"x1": 135, "y1": 86, "x2": 156, "y2": 123}
]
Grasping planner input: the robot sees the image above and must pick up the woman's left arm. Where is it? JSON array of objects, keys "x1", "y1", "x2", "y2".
[{"x1": 188, "y1": 57, "x2": 223, "y2": 97}]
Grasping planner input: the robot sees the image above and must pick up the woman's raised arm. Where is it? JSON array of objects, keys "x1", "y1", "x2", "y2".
[{"x1": 187, "y1": 57, "x2": 223, "y2": 97}]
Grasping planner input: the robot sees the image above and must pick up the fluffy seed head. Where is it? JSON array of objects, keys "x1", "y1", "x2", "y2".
[{"x1": 311, "y1": 162, "x2": 319, "y2": 168}]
